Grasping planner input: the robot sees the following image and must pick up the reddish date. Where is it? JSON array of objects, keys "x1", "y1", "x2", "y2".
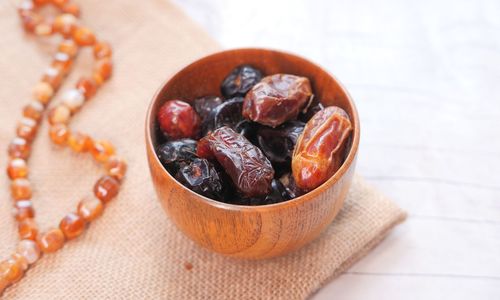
[
  {"x1": 157, "y1": 100, "x2": 201, "y2": 140},
  {"x1": 197, "y1": 126, "x2": 274, "y2": 197},
  {"x1": 243, "y1": 74, "x2": 312, "y2": 127},
  {"x1": 292, "y1": 106, "x2": 352, "y2": 191}
]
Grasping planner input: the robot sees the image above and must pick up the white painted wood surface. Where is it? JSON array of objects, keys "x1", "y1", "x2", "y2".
[{"x1": 172, "y1": 0, "x2": 500, "y2": 298}]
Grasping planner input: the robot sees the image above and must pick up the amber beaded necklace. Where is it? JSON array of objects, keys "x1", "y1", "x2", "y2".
[{"x1": 1, "y1": 0, "x2": 127, "y2": 294}]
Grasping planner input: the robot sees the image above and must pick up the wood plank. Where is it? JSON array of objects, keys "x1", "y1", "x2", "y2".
[{"x1": 313, "y1": 273, "x2": 500, "y2": 300}]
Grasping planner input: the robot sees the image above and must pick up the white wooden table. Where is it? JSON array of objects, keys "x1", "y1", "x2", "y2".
[{"x1": 173, "y1": 0, "x2": 500, "y2": 298}]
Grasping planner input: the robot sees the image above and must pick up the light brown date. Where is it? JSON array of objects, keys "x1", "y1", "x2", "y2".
[{"x1": 291, "y1": 106, "x2": 352, "y2": 191}]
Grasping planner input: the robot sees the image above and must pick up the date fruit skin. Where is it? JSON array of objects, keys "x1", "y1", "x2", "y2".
[
  {"x1": 299, "y1": 99, "x2": 324, "y2": 122},
  {"x1": 197, "y1": 126, "x2": 274, "y2": 197},
  {"x1": 292, "y1": 106, "x2": 352, "y2": 191},
  {"x1": 221, "y1": 65, "x2": 263, "y2": 98},
  {"x1": 243, "y1": 74, "x2": 313, "y2": 127},
  {"x1": 201, "y1": 97, "x2": 244, "y2": 136},
  {"x1": 175, "y1": 158, "x2": 224, "y2": 200},
  {"x1": 156, "y1": 139, "x2": 197, "y2": 173},
  {"x1": 157, "y1": 100, "x2": 201, "y2": 140},
  {"x1": 234, "y1": 119, "x2": 259, "y2": 144},
  {"x1": 257, "y1": 121, "x2": 305, "y2": 164},
  {"x1": 233, "y1": 179, "x2": 289, "y2": 206},
  {"x1": 193, "y1": 96, "x2": 224, "y2": 121},
  {"x1": 279, "y1": 172, "x2": 304, "y2": 199}
]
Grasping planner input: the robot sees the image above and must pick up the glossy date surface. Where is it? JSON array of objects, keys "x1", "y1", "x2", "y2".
[
  {"x1": 221, "y1": 65, "x2": 262, "y2": 98},
  {"x1": 175, "y1": 158, "x2": 225, "y2": 200},
  {"x1": 157, "y1": 100, "x2": 201, "y2": 139},
  {"x1": 243, "y1": 74, "x2": 312, "y2": 127},
  {"x1": 201, "y1": 97, "x2": 244, "y2": 136},
  {"x1": 257, "y1": 121, "x2": 305, "y2": 164},
  {"x1": 156, "y1": 139, "x2": 197, "y2": 173},
  {"x1": 292, "y1": 106, "x2": 352, "y2": 191},
  {"x1": 197, "y1": 126, "x2": 274, "y2": 197}
]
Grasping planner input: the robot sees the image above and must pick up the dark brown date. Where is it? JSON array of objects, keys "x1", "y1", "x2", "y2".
[
  {"x1": 175, "y1": 158, "x2": 225, "y2": 200},
  {"x1": 193, "y1": 96, "x2": 224, "y2": 121},
  {"x1": 156, "y1": 139, "x2": 197, "y2": 173},
  {"x1": 243, "y1": 74, "x2": 313, "y2": 127},
  {"x1": 197, "y1": 126, "x2": 274, "y2": 197},
  {"x1": 256, "y1": 121, "x2": 305, "y2": 164},
  {"x1": 201, "y1": 97, "x2": 243, "y2": 136},
  {"x1": 232, "y1": 179, "x2": 289, "y2": 206},
  {"x1": 292, "y1": 106, "x2": 352, "y2": 191},
  {"x1": 221, "y1": 65, "x2": 262, "y2": 98}
]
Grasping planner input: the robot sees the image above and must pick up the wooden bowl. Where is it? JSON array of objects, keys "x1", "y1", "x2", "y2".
[{"x1": 145, "y1": 48, "x2": 360, "y2": 259}]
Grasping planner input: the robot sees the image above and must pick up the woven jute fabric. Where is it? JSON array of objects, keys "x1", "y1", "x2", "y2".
[{"x1": 0, "y1": 0, "x2": 406, "y2": 299}]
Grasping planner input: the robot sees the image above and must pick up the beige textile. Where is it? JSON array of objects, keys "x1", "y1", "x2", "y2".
[{"x1": 0, "y1": 0, "x2": 406, "y2": 299}]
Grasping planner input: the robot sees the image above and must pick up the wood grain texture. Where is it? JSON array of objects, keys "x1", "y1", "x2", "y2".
[{"x1": 145, "y1": 49, "x2": 360, "y2": 259}]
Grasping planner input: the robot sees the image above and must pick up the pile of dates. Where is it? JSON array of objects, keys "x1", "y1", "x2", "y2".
[{"x1": 156, "y1": 65, "x2": 352, "y2": 205}]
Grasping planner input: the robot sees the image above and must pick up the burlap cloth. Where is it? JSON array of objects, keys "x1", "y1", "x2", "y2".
[{"x1": 0, "y1": 0, "x2": 406, "y2": 299}]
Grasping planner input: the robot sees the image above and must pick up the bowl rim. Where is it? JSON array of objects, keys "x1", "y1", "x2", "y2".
[{"x1": 145, "y1": 47, "x2": 360, "y2": 212}]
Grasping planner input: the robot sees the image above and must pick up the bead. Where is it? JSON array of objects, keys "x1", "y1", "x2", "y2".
[
  {"x1": 33, "y1": 81, "x2": 54, "y2": 104},
  {"x1": 20, "y1": 11, "x2": 42, "y2": 33},
  {"x1": 72, "y1": 27, "x2": 96, "y2": 46},
  {"x1": 37, "y1": 228, "x2": 65, "y2": 253},
  {"x1": 48, "y1": 105, "x2": 71, "y2": 125},
  {"x1": 93, "y1": 58, "x2": 112, "y2": 85},
  {"x1": 94, "y1": 175, "x2": 120, "y2": 203},
  {"x1": 33, "y1": 0, "x2": 49, "y2": 5},
  {"x1": 77, "y1": 197, "x2": 103, "y2": 221},
  {"x1": 11, "y1": 253, "x2": 28, "y2": 272},
  {"x1": 8, "y1": 137, "x2": 30, "y2": 159},
  {"x1": 16, "y1": 240, "x2": 41, "y2": 265},
  {"x1": 58, "y1": 39, "x2": 78, "y2": 57},
  {"x1": 59, "y1": 212, "x2": 86, "y2": 239},
  {"x1": 52, "y1": 52, "x2": 73, "y2": 75},
  {"x1": 0, "y1": 258, "x2": 24, "y2": 284},
  {"x1": 91, "y1": 140, "x2": 115, "y2": 163},
  {"x1": 52, "y1": 0, "x2": 69, "y2": 7},
  {"x1": 49, "y1": 123, "x2": 70, "y2": 145},
  {"x1": 18, "y1": 218, "x2": 38, "y2": 241},
  {"x1": 23, "y1": 101, "x2": 44, "y2": 121},
  {"x1": 67, "y1": 132, "x2": 93, "y2": 152},
  {"x1": 62, "y1": 3, "x2": 80, "y2": 17},
  {"x1": 61, "y1": 89, "x2": 84, "y2": 112},
  {"x1": 7, "y1": 158, "x2": 28, "y2": 179},
  {"x1": 34, "y1": 23, "x2": 53, "y2": 36},
  {"x1": 76, "y1": 77, "x2": 97, "y2": 99},
  {"x1": 14, "y1": 200, "x2": 35, "y2": 221},
  {"x1": 11, "y1": 178, "x2": 32, "y2": 200},
  {"x1": 41, "y1": 67, "x2": 63, "y2": 89},
  {"x1": 16, "y1": 117, "x2": 38, "y2": 142},
  {"x1": 93, "y1": 41, "x2": 112, "y2": 59},
  {"x1": 53, "y1": 13, "x2": 76, "y2": 37},
  {"x1": 105, "y1": 156, "x2": 127, "y2": 181}
]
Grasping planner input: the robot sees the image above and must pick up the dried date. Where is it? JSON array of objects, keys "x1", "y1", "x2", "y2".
[
  {"x1": 221, "y1": 65, "x2": 262, "y2": 98},
  {"x1": 233, "y1": 179, "x2": 289, "y2": 205},
  {"x1": 193, "y1": 96, "x2": 224, "y2": 121},
  {"x1": 299, "y1": 99, "x2": 324, "y2": 122},
  {"x1": 201, "y1": 97, "x2": 244, "y2": 136},
  {"x1": 175, "y1": 158, "x2": 225, "y2": 200},
  {"x1": 197, "y1": 126, "x2": 274, "y2": 197},
  {"x1": 156, "y1": 139, "x2": 197, "y2": 173},
  {"x1": 243, "y1": 74, "x2": 313, "y2": 127},
  {"x1": 257, "y1": 121, "x2": 305, "y2": 164},
  {"x1": 157, "y1": 100, "x2": 201, "y2": 139},
  {"x1": 292, "y1": 106, "x2": 352, "y2": 191}
]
